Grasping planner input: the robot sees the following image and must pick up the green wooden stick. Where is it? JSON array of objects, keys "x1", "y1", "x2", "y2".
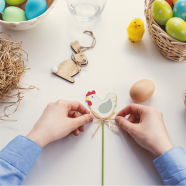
[{"x1": 102, "y1": 121, "x2": 104, "y2": 186}]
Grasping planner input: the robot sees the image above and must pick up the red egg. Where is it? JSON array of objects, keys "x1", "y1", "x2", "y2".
[{"x1": 165, "y1": 0, "x2": 173, "y2": 6}]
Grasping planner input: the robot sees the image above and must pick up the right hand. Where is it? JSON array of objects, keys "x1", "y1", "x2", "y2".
[{"x1": 115, "y1": 104, "x2": 173, "y2": 157}]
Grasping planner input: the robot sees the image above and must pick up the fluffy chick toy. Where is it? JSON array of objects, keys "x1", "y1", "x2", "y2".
[{"x1": 127, "y1": 18, "x2": 145, "y2": 43}]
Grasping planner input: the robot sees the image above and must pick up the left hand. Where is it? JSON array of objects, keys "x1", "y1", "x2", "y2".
[{"x1": 27, "y1": 100, "x2": 93, "y2": 148}]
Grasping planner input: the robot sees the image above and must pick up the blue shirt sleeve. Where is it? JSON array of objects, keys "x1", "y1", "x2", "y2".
[
  {"x1": 154, "y1": 147, "x2": 186, "y2": 185},
  {"x1": 0, "y1": 135, "x2": 42, "y2": 185}
]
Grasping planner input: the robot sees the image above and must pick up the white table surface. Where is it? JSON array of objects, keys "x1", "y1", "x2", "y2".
[{"x1": 1, "y1": 0, "x2": 186, "y2": 185}]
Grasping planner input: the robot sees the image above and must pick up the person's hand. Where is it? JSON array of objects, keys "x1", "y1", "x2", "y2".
[
  {"x1": 115, "y1": 104, "x2": 173, "y2": 157},
  {"x1": 27, "y1": 100, "x2": 93, "y2": 148}
]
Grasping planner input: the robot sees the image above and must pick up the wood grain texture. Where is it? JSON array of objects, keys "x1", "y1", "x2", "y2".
[
  {"x1": 71, "y1": 41, "x2": 81, "y2": 53},
  {"x1": 75, "y1": 53, "x2": 88, "y2": 65},
  {"x1": 56, "y1": 60, "x2": 81, "y2": 83}
]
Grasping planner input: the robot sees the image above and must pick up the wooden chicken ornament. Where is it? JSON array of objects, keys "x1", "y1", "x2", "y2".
[
  {"x1": 51, "y1": 31, "x2": 96, "y2": 83},
  {"x1": 86, "y1": 90, "x2": 120, "y2": 135},
  {"x1": 86, "y1": 91, "x2": 117, "y2": 119},
  {"x1": 85, "y1": 90, "x2": 119, "y2": 186}
]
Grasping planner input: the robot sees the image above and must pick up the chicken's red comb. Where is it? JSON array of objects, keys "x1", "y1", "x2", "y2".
[{"x1": 86, "y1": 90, "x2": 96, "y2": 97}]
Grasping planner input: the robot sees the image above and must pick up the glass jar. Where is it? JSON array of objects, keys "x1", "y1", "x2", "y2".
[{"x1": 66, "y1": 0, "x2": 107, "y2": 22}]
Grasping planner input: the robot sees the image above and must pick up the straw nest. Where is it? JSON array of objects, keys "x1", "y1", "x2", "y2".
[
  {"x1": 0, "y1": 33, "x2": 36, "y2": 121},
  {"x1": 145, "y1": 0, "x2": 186, "y2": 61}
]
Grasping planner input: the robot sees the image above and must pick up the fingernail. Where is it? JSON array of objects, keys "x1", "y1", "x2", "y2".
[
  {"x1": 89, "y1": 114, "x2": 93, "y2": 122},
  {"x1": 115, "y1": 116, "x2": 121, "y2": 124}
]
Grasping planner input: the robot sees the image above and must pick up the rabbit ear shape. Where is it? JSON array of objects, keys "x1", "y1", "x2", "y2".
[{"x1": 71, "y1": 41, "x2": 81, "y2": 54}]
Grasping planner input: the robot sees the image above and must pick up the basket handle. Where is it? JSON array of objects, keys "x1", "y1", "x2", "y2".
[
  {"x1": 144, "y1": 0, "x2": 150, "y2": 15},
  {"x1": 145, "y1": 0, "x2": 150, "y2": 7},
  {"x1": 144, "y1": 0, "x2": 154, "y2": 15}
]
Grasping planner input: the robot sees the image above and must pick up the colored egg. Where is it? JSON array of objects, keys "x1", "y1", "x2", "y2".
[
  {"x1": 173, "y1": 0, "x2": 178, "y2": 4},
  {"x1": 130, "y1": 79, "x2": 155, "y2": 103},
  {"x1": 0, "y1": 0, "x2": 5, "y2": 13},
  {"x1": 2, "y1": 6, "x2": 27, "y2": 22},
  {"x1": 46, "y1": 0, "x2": 53, "y2": 9},
  {"x1": 165, "y1": 0, "x2": 173, "y2": 6},
  {"x1": 25, "y1": 0, "x2": 47, "y2": 20},
  {"x1": 173, "y1": 0, "x2": 186, "y2": 21},
  {"x1": 152, "y1": 0, "x2": 173, "y2": 25},
  {"x1": 166, "y1": 17, "x2": 186, "y2": 41},
  {"x1": 5, "y1": 0, "x2": 26, "y2": 5}
]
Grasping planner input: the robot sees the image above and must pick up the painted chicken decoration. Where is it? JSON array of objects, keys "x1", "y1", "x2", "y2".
[
  {"x1": 85, "y1": 91, "x2": 117, "y2": 118},
  {"x1": 85, "y1": 91, "x2": 119, "y2": 186}
]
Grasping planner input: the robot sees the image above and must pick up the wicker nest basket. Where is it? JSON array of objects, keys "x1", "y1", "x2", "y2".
[{"x1": 145, "y1": 0, "x2": 186, "y2": 61}]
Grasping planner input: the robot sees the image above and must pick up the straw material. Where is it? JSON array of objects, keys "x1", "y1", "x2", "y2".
[
  {"x1": 0, "y1": 33, "x2": 37, "y2": 121},
  {"x1": 145, "y1": 0, "x2": 186, "y2": 61},
  {"x1": 80, "y1": 31, "x2": 96, "y2": 53},
  {"x1": 91, "y1": 110, "x2": 120, "y2": 135}
]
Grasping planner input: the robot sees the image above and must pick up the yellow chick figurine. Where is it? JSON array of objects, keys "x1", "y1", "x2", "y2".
[{"x1": 127, "y1": 18, "x2": 145, "y2": 43}]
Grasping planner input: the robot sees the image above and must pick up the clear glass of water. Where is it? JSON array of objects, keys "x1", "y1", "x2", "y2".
[{"x1": 66, "y1": 0, "x2": 107, "y2": 22}]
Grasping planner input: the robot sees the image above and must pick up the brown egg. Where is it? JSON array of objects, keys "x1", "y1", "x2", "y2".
[
  {"x1": 46, "y1": 0, "x2": 54, "y2": 9},
  {"x1": 130, "y1": 79, "x2": 155, "y2": 103}
]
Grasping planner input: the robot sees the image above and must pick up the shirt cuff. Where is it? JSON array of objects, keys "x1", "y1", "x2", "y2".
[
  {"x1": 0, "y1": 135, "x2": 42, "y2": 175},
  {"x1": 153, "y1": 147, "x2": 186, "y2": 185}
]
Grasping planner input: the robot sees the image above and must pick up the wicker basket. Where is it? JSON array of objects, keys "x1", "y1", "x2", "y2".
[{"x1": 144, "y1": 0, "x2": 186, "y2": 61}]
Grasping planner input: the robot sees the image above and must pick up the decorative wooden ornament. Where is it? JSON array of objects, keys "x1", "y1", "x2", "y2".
[
  {"x1": 51, "y1": 31, "x2": 96, "y2": 83},
  {"x1": 52, "y1": 59, "x2": 81, "y2": 83},
  {"x1": 71, "y1": 40, "x2": 81, "y2": 53},
  {"x1": 85, "y1": 91, "x2": 120, "y2": 186},
  {"x1": 182, "y1": 90, "x2": 186, "y2": 107}
]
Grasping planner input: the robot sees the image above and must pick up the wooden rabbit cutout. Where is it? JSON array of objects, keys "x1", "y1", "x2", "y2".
[{"x1": 51, "y1": 31, "x2": 96, "y2": 83}]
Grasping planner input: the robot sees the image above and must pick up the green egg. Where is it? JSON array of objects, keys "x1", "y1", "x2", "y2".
[
  {"x1": 2, "y1": 6, "x2": 27, "y2": 22},
  {"x1": 152, "y1": 0, "x2": 173, "y2": 25},
  {"x1": 5, "y1": 0, "x2": 26, "y2": 5},
  {"x1": 166, "y1": 17, "x2": 186, "y2": 41}
]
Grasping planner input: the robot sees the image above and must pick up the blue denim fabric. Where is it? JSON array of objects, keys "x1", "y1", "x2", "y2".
[
  {"x1": 0, "y1": 136, "x2": 42, "y2": 185},
  {"x1": 0, "y1": 136, "x2": 186, "y2": 185},
  {"x1": 154, "y1": 147, "x2": 186, "y2": 185}
]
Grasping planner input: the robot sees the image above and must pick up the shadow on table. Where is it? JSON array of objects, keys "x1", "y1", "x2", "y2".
[
  {"x1": 119, "y1": 129, "x2": 164, "y2": 185},
  {"x1": 125, "y1": 38, "x2": 185, "y2": 65},
  {"x1": 124, "y1": 40, "x2": 148, "y2": 58},
  {"x1": 180, "y1": 107, "x2": 186, "y2": 131},
  {"x1": 23, "y1": 123, "x2": 93, "y2": 185}
]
